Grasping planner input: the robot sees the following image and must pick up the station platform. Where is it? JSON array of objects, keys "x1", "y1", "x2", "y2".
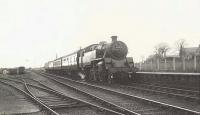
[
  {"x1": 136, "y1": 71, "x2": 200, "y2": 75},
  {"x1": 134, "y1": 72, "x2": 200, "y2": 91}
]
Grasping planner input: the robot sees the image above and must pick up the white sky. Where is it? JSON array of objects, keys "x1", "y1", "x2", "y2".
[{"x1": 0, "y1": 0, "x2": 200, "y2": 68}]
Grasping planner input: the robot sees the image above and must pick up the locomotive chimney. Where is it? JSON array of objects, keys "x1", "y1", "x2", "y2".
[{"x1": 111, "y1": 36, "x2": 117, "y2": 42}]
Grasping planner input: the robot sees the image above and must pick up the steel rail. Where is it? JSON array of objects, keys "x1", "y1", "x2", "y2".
[
  {"x1": 0, "y1": 79, "x2": 59, "y2": 115},
  {"x1": 130, "y1": 82, "x2": 199, "y2": 94},
  {"x1": 0, "y1": 77, "x2": 125, "y2": 115},
  {"x1": 39, "y1": 72, "x2": 200, "y2": 115},
  {"x1": 37, "y1": 72, "x2": 141, "y2": 115},
  {"x1": 118, "y1": 83, "x2": 199, "y2": 101},
  {"x1": 136, "y1": 71, "x2": 200, "y2": 75}
]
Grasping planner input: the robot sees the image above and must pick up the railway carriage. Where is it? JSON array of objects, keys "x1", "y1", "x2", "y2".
[
  {"x1": 61, "y1": 52, "x2": 78, "y2": 73},
  {"x1": 45, "y1": 36, "x2": 136, "y2": 83},
  {"x1": 0, "y1": 66, "x2": 25, "y2": 75}
]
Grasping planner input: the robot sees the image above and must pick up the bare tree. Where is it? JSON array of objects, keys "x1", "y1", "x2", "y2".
[
  {"x1": 175, "y1": 39, "x2": 187, "y2": 56},
  {"x1": 141, "y1": 55, "x2": 145, "y2": 63},
  {"x1": 154, "y1": 42, "x2": 170, "y2": 58}
]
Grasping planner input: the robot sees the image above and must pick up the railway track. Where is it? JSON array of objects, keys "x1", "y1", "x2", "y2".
[
  {"x1": 89, "y1": 82, "x2": 200, "y2": 113},
  {"x1": 120, "y1": 82, "x2": 200, "y2": 101},
  {"x1": 25, "y1": 83, "x2": 87, "y2": 110},
  {"x1": 0, "y1": 77, "x2": 125, "y2": 115},
  {"x1": 26, "y1": 73, "x2": 140, "y2": 115},
  {"x1": 35, "y1": 71, "x2": 200, "y2": 115},
  {"x1": 0, "y1": 78, "x2": 59, "y2": 115},
  {"x1": 0, "y1": 79, "x2": 40, "y2": 114}
]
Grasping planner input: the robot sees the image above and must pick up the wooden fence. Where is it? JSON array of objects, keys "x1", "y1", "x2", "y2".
[{"x1": 135, "y1": 56, "x2": 200, "y2": 72}]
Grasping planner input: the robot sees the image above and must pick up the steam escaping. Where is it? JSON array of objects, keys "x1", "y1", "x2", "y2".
[{"x1": 78, "y1": 72, "x2": 85, "y2": 79}]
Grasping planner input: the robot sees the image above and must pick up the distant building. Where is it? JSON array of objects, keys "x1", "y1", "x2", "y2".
[
  {"x1": 136, "y1": 44, "x2": 200, "y2": 72},
  {"x1": 146, "y1": 49, "x2": 179, "y2": 62},
  {"x1": 181, "y1": 45, "x2": 200, "y2": 59},
  {"x1": 166, "y1": 49, "x2": 180, "y2": 59}
]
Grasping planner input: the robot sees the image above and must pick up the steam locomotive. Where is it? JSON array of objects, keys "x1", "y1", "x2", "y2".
[{"x1": 44, "y1": 36, "x2": 136, "y2": 83}]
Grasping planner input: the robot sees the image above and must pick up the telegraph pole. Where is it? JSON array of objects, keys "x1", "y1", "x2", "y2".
[{"x1": 56, "y1": 53, "x2": 58, "y2": 59}]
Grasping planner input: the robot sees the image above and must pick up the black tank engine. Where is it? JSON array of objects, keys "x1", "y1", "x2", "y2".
[{"x1": 45, "y1": 36, "x2": 136, "y2": 83}]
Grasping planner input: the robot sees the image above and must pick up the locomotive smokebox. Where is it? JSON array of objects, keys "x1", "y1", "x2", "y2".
[
  {"x1": 105, "y1": 36, "x2": 128, "y2": 60},
  {"x1": 111, "y1": 36, "x2": 117, "y2": 42}
]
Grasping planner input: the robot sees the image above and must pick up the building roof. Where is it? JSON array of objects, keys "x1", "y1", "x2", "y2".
[
  {"x1": 182, "y1": 46, "x2": 200, "y2": 56},
  {"x1": 166, "y1": 49, "x2": 179, "y2": 58}
]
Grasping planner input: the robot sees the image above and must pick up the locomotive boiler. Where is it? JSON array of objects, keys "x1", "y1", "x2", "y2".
[{"x1": 45, "y1": 36, "x2": 136, "y2": 83}]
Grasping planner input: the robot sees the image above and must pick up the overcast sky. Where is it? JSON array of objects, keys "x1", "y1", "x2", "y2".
[{"x1": 0, "y1": 0, "x2": 200, "y2": 68}]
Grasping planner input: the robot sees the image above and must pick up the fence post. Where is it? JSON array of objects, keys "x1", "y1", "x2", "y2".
[
  {"x1": 151, "y1": 60, "x2": 153, "y2": 71},
  {"x1": 194, "y1": 55, "x2": 197, "y2": 71},
  {"x1": 164, "y1": 58, "x2": 167, "y2": 71},
  {"x1": 139, "y1": 62, "x2": 142, "y2": 71},
  {"x1": 182, "y1": 57, "x2": 186, "y2": 71},
  {"x1": 157, "y1": 58, "x2": 159, "y2": 71},
  {"x1": 173, "y1": 57, "x2": 176, "y2": 71}
]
